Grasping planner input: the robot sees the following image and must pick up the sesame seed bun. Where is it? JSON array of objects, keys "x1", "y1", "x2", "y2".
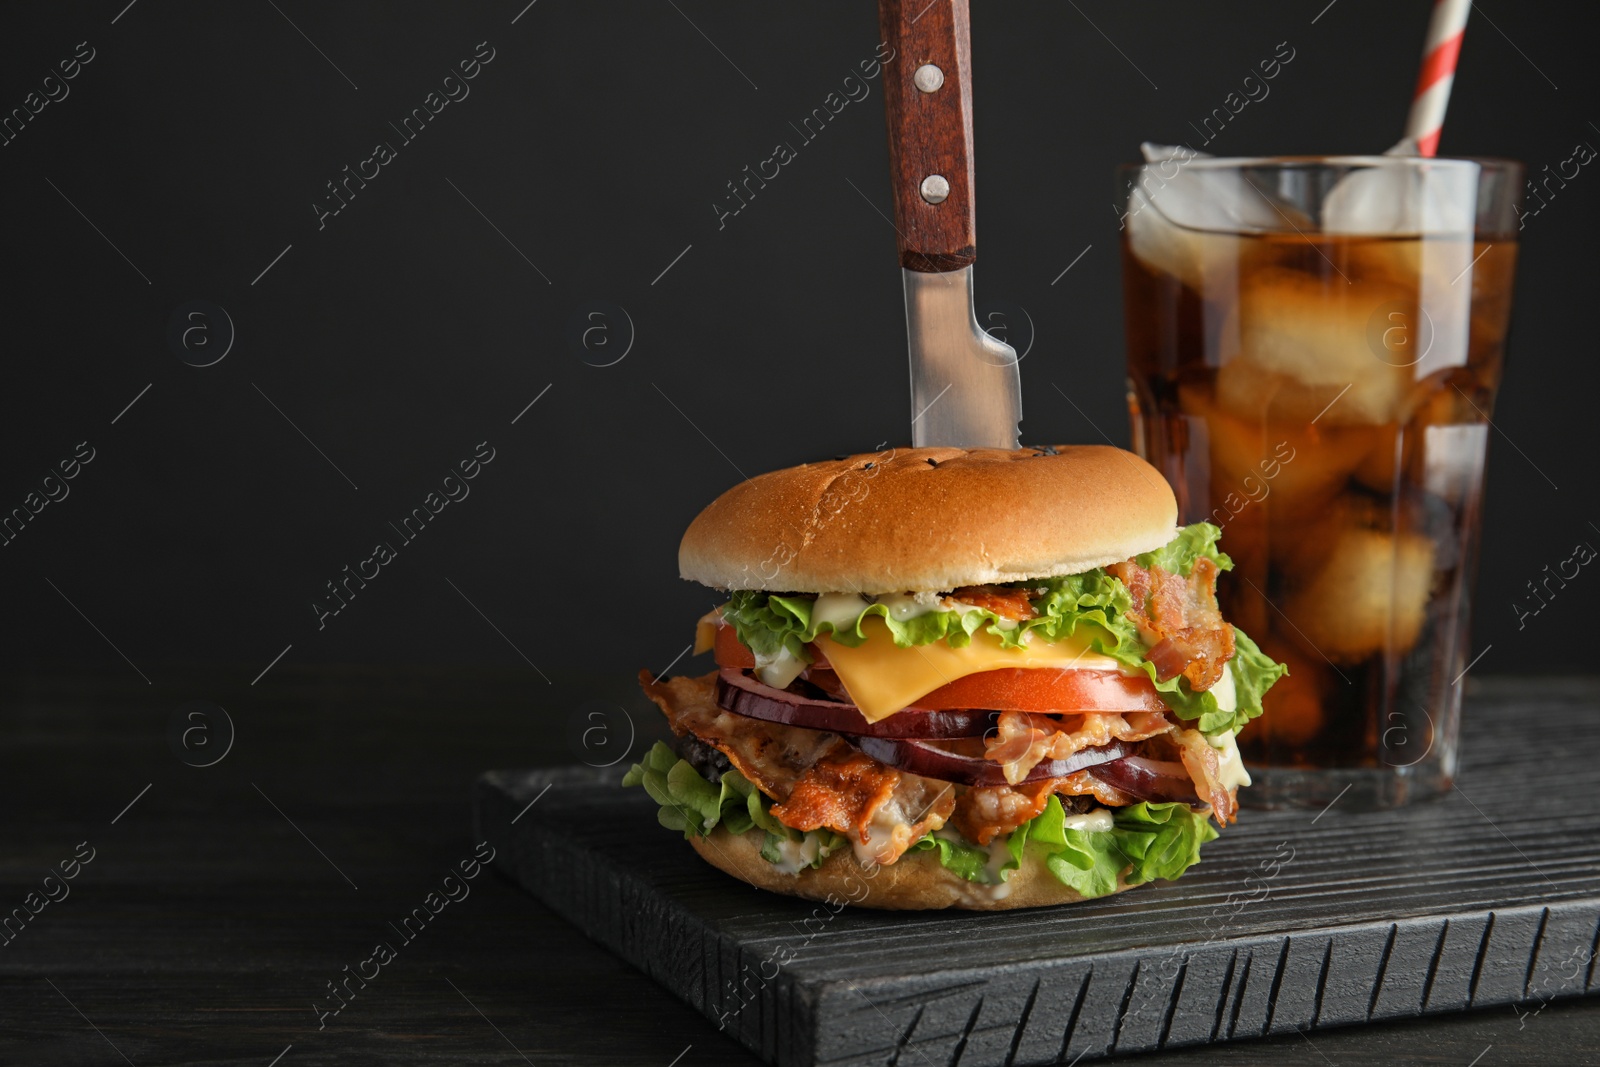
[{"x1": 678, "y1": 445, "x2": 1178, "y2": 593}]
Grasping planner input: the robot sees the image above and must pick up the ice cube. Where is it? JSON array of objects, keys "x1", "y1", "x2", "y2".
[
  {"x1": 1124, "y1": 143, "x2": 1294, "y2": 290},
  {"x1": 1181, "y1": 383, "x2": 1374, "y2": 530},
  {"x1": 1284, "y1": 528, "x2": 1436, "y2": 663},
  {"x1": 1268, "y1": 490, "x2": 1386, "y2": 578},
  {"x1": 1322, "y1": 159, "x2": 1479, "y2": 380},
  {"x1": 1244, "y1": 416, "x2": 1371, "y2": 510},
  {"x1": 1216, "y1": 268, "x2": 1414, "y2": 426},
  {"x1": 1321, "y1": 155, "x2": 1478, "y2": 237}
]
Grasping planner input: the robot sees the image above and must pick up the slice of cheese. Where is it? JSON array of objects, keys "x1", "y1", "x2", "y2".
[
  {"x1": 694, "y1": 614, "x2": 718, "y2": 655},
  {"x1": 822, "y1": 617, "x2": 1125, "y2": 722}
]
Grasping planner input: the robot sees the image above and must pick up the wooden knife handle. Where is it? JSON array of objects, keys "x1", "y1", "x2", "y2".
[{"x1": 879, "y1": 0, "x2": 977, "y2": 272}]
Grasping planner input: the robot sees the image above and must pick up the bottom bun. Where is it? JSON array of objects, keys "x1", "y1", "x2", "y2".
[{"x1": 688, "y1": 826, "x2": 1135, "y2": 912}]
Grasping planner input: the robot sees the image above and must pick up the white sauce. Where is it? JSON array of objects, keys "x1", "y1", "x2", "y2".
[
  {"x1": 754, "y1": 644, "x2": 806, "y2": 689},
  {"x1": 873, "y1": 592, "x2": 941, "y2": 622},
  {"x1": 768, "y1": 834, "x2": 823, "y2": 875},
  {"x1": 811, "y1": 593, "x2": 871, "y2": 631},
  {"x1": 1204, "y1": 662, "x2": 1250, "y2": 790},
  {"x1": 811, "y1": 590, "x2": 1034, "y2": 631},
  {"x1": 1208, "y1": 730, "x2": 1253, "y2": 790},
  {"x1": 852, "y1": 806, "x2": 908, "y2": 866},
  {"x1": 1210, "y1": 659, "x2": 1238, "y2": 713},
  {"x1": 1062, "y1": 808, "x2": 1115, "y2": 833},
  {"x1": 982, "y1": 837, "x2": 1014, "y2": 899},
  {"x1": 956, "y1": 881, "x2": 1012, "y2": 904}
]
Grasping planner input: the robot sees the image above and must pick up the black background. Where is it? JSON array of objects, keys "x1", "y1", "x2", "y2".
[{"x1": 2, "y1": 0, "x2": 1595, "y2": 689}]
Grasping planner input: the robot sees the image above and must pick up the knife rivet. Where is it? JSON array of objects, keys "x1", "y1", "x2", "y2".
[
  {"x1": 919, "y1": 175, "x2": 950, "y2": 204},
  {"x1": 913, "y1": 63, "x2": 944, "y2": 93}
]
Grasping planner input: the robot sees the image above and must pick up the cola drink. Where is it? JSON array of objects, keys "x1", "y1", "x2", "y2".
[{"x1": 1119, "y1": 157, "x2": 1522, "y2": 809}]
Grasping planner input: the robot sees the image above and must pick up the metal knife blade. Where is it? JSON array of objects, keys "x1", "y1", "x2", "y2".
[{"x1": 903, "y1": 265, "x2": 1021, "y2": 449}]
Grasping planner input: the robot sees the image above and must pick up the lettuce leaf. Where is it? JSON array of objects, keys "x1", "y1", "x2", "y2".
[
  {"x1": 1225, "y1": 628, "x2": 1289, "y2": 731},
  {"x1": 717, "y1": 593, "x2": 815, "y2": 663},
  {"x1": 1044, "y1": 828, "x2": 1128, "y2": 899},
  {"x1": 1121, "y1": 626, "x2": 1285, "y2": 736},
  {"x1": 910, "y1": 834, "x2": 991, "y2": 882},
  {"x1": 622, "y1": 742, "x2": 841, "y2": 865},
  {"x1": 1110, "y1": 801, "x2": 1220, "y2": 885},
  {"x1": 620, "y1": 741, "x2": 712, "y2": 834},
  {"x1": 1135, "y1": 521, "x2": 1233, "y2": 576},
  {"x1": 1004, "y1": 793, "x2": 1065, "y2": 874},
  {"x1": 932, "y1": 795, "x2": 1220, "y2": 899},
  {"x1": 1000, "y1": 795, "x2": 1126, "y2": 897},
  {"x1": 719, "y1": 523, "x2": 1284, "y2": 738}
]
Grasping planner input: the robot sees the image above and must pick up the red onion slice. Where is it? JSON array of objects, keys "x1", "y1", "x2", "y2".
[
  {"x1": 1088, "y1": 756, "x2": 1203, "y2": 806},
  {"x1": 848, "y1": 735, "x2": 1135, "y2": 787},
  {"x1": 715, "y1": 669, "x2": 999, "y2": 739}
]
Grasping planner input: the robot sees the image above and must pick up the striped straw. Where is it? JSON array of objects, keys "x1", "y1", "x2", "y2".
[{"x1": 1403, "y1": 0, "x2": 1471, "y2": 157}]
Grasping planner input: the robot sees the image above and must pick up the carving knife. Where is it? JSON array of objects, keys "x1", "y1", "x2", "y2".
[{"x1": 879, "y1": 0, "x2": 1021, "y2": 449}]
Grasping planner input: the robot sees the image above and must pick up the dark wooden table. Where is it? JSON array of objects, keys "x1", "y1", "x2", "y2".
[{"x1": 2, "y1": 667, "x2": 1595, "y2": 1066}]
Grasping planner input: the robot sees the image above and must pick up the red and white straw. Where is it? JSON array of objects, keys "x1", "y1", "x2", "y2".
[{"x1": 1404, "y1": 0, "x2": 1470, "y2": 157}]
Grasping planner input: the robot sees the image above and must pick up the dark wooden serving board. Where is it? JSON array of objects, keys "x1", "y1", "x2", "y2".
[{"x1": 474, "y1": 681, "x2": 1600, "y2": 1066}]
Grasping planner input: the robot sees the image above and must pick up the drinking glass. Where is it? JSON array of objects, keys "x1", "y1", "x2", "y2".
[{"x1": 1118, "y1": 155, "x2": 1522, "y2": 810}]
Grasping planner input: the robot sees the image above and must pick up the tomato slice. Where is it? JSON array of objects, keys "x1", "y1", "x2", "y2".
[
  {"x1": 912, "y1": 667, "x2": 1166, "y2": 714},
  {"x1": 712, "y1": 623, "x2": 755, "y2": 668}
]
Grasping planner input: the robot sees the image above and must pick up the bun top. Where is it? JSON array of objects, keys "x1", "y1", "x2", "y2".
[{"x1": 679, "y1": 445, "x2": 1179, "y2": 593}]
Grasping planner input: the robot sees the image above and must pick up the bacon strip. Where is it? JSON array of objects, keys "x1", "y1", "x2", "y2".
[
  {"x1": 772, "y1": 750, "x2": 955, "y2": 866},
  {"x1": 1145, "y1": 729, "x2": 1237, "y2": 824},
  {"x1": 770, "y1": 749, "x2": 897, "y2": 843},
  {"x1": 949, "y1": 584, "x2": 1039, "y2": 620},
  {"x1": 982, "y1": 709, "x2": 1175, "y2": 785},
  {"x1": 640, "y1": 671, "x2": 835, "y2": 799},
  {"x1": 951, "y1": 780, "x2": 1055, "y2": 845},
  {"x1": 951, "y1": 771, "x2": 1139, "y2": 845},
  {"x1": 639, "y1": 670, "x2": 951, "y2": 864},
  {"x1": 1057, "y1": 769, "x2": 1141, "y2": 811},
  {"x1": 1109, "y1": 557, "x2": 1235, "y2": 691}
]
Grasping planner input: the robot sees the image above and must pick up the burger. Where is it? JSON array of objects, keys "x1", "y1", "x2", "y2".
[{"x1": 624, "y1": 445, "x2": 1286, "y2": 910}]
